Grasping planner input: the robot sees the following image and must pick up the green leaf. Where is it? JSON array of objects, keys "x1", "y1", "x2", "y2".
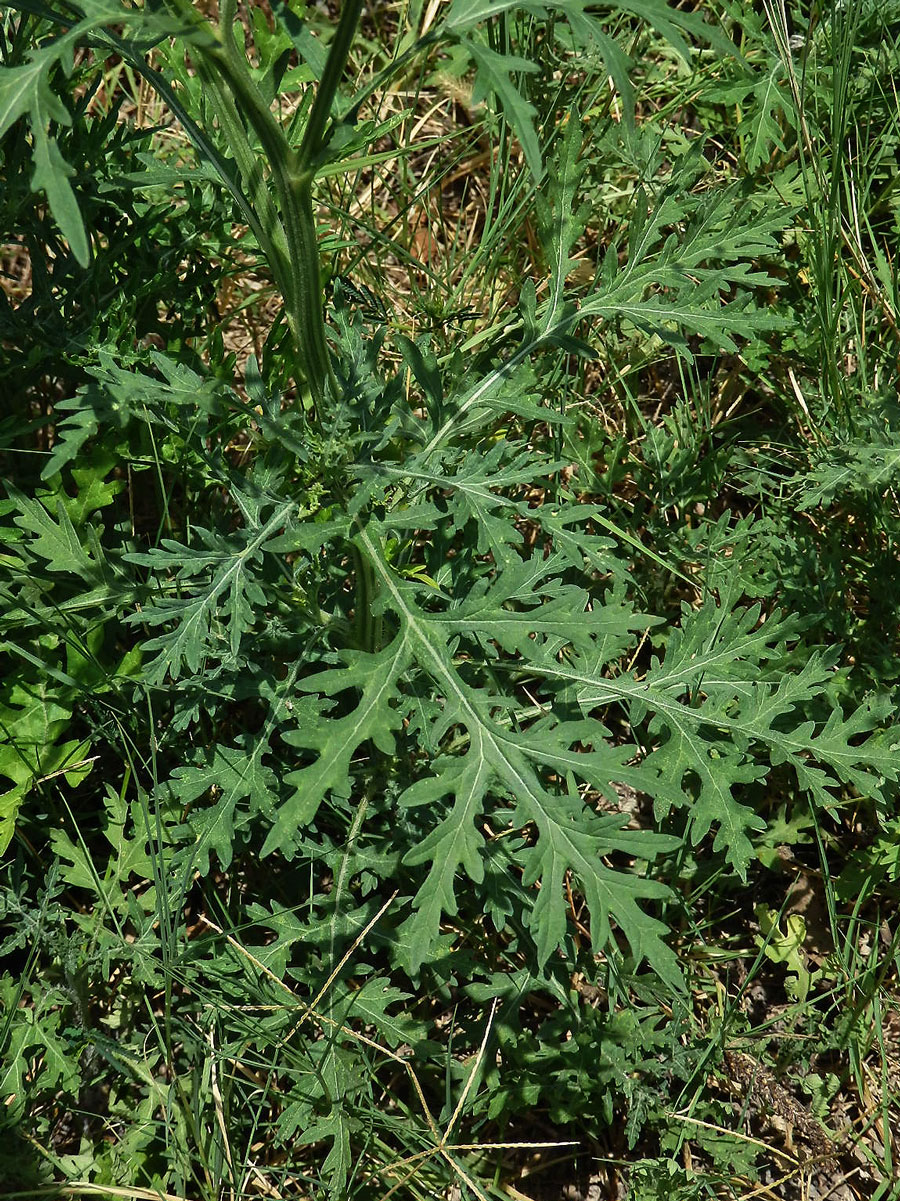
[
  {"x1": 463, "y1": 38, "x2": 542, "y2": 179},
  {"x1": 526, "y1": 596, "x2": 898, "y2": 876},
  {"x1": 794, "y1": 423, "x2": 900, "y2": 509},
  {"x1": 166, "y1": 739, "x2": 279, "y2": 874},
  {"x1": 329, "y1": 976, "x2": 419, "y2": 1049},
  {"x1": 31, "y1": 130, "x2": 90, "y2": 266},
  {"x1": 714, "y1": 60, "x2": 795, "y2": 172},
  {"x1": 50, "y1": 785, "x2": 153, "y2": 894},
  {"x1": 446, "y1": 0, "x2": 524, "y2": 28},
  {"x1": 125, "y1": 498, "x2": 297, "y2": 682},
  {"x1": 0, "y1": 784, "x2": 27, "y2": 856},
  {"x1": 8, "y1": 486, "x2": 98, "y2": 576},
  {"x1": 298, "y1": 528, "x2": 682, "y2": 985},
  {"x1": 0, "y1": 654, "x2": 90, "y2": 854},
  {"x1": 261, "y1": 634, "x2": 413, "y2": 857},
  {"x1": 0, "y1": 57, "x2": 71, "y2": 141},
  {"x1": 420, "y1": 176, "x2": 789, "y2": 458},
  {"x1": 0, "y1": 45, "x2": 90, "y2": 265},
  {"x1": 445, "y1": 0, "x2": 737, "y2": 140},
  {"x1": 538, "y1": 109, "x2": 591, "y2": 324}
]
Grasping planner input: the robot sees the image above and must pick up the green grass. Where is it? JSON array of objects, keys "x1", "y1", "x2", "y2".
[{"x1": 2, "y1": 1, "x2": 900, "y2": 1198}]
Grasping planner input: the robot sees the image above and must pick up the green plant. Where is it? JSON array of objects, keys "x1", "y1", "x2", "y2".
[{"x1": 3, "y1": 0, "x2": 900, "y2": 1197}]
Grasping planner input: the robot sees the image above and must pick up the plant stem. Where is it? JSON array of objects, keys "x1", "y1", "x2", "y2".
[
  {"x1": 351, "y1": 541, "x2": 381, "y2": 652},
  {"x1": 296, "y1": 0, "x2": 365, "y2": 177},
  {"x1": 160, "y1": 0, "x2": 366, "y2": 413}
]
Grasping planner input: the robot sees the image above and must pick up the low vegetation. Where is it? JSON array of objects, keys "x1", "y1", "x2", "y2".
[{"x1": 2, "y1": 0, "x2": 900, "y2": 1197}]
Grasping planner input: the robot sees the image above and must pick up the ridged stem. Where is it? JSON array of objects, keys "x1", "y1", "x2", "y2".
[
  {"x1": 296, "y1": 0, "x2": 365, "y2": 177},
  {"x1": 161, "y1": 0, "x2": 366, "y2": 414}
]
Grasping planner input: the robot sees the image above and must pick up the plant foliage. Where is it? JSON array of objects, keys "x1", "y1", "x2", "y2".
[{"x1": 2, "y1": 0, "x2": 900, "y2": 1196}]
